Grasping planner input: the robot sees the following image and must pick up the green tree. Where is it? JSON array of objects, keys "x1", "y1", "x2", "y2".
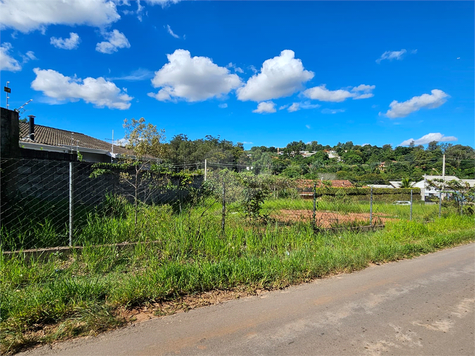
[
  {"x1": 124, "y1": 117, "x2": 165, "y2": 159},
  {"x1": 283, "y1": 140, "x2": 306, "y2": 157},
  {"x1": 92, "y1": 118, "x2": 167, "y2": 228},
  {"x1": 401, "y1": 177, "x2": 412, "y2": 188}
]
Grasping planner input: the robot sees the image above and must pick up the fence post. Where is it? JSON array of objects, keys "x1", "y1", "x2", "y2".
[
  {"x1": 410, "y1": 189, "x2": 413, "y2": 221},
  {"x1": 312, "y1": 183, "x2": 317, "y2": 227},
  {"x1": 69, "y1": 161, "x2": 73, "y2": 247},
  {"x1": 438, "y1": 191, "x2": 442, "y2": 218},
  {"x1": 369, "y1": 186, "x2": 373, "y2": 226},
  {"x1": 204, "y1": 159, "x2": 207, "y2": 181},
  {"x1": 221, "y1": 178, "x2": 225, "y2": 235}
]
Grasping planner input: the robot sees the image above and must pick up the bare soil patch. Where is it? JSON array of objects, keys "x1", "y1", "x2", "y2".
[
  {"x1": 118, "y1": 288, "x2": 261, "y2": 324},
  {"x1": 272, "y1": 209, "x2": 393, "y2": 228}
]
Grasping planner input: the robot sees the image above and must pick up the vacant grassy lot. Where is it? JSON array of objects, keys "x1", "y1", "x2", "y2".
[{"x1": 1, "y1": 198, "x2": 473, "y2": 354}]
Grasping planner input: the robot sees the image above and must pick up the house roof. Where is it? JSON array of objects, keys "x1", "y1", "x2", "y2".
[
  {"x1": 422, "y1": 175, "x2": 460, "y2": 181},
  {"x1": 367, "y1": 184, "x2": 394, "y2": 189},
  {"x1": 19, "y1": 122, "x2": 131, "y2": 156},
  {"x1": 389, "y1": 181, "x2": 402, "y2": 188}
]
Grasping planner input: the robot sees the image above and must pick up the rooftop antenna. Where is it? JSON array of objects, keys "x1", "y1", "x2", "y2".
[
  {"x1": 4, "y1": 81, "x2": 11, "y2": 109},
  {"x1": 105, "y1": 129, "x2": 115, "y2": 163},
  {"x1": 15, "y1": 99, "x2": 33, "y2": 114}
]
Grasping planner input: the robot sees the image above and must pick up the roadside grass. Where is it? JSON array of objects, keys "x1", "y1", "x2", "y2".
[{"x1": 1, "y1": 208, "x2": 474, "y2": 354}]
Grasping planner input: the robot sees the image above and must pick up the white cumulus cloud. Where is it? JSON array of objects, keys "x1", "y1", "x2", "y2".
[
  {"x1": 148, "y1": 49, "x2": 242, "y2": 102},
  {"x1": 50, "y1": 32, "x2": 80, "y2": 50},
  {"x1": 96, "y1": 30, "x2": 130, "y2": 54},
  {"x1": 114, "y1": 137, "x2": 129, "y2": 146},
  {"x1": 304, "y1": 84, "x2": 375, "y2": 102},
  {"x1": 31, "y1": 68, "x2": 132, "y2": 109},
  {"x1": 399, "y1": 133, "x2": 458, "y2": 146},
  {"x1": 383, "y1": 89, "x2": 449, "y2": 119},
  {"x1": 376, "y1": 49, "x2": 408, "y2": 63},
  {"x1": 253, "y1": 101, "x2": 276, "y2": 114},
  {"x1": 237, "y1": 50, "x2": 314, "y2": 102},
  {"x1": 0, "y1": 42, "x2": 21, "y2": 71},
  {"x1": 0, "y1": 0, "x2": 120, "y2": 33}
]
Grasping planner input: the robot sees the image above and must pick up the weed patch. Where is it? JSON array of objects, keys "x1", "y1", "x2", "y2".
[{"x1": 1, "y1": 204, "x2": 474, "y2": 354}]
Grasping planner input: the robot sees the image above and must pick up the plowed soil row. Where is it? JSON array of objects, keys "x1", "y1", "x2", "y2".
[{"x1": 272, "y1": 209, "x2": 393, "y2": 228}]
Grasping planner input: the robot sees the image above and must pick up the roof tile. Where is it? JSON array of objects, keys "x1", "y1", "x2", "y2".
[{"x1": 19, "y1": 122, "x2": 132, "y2": 155}]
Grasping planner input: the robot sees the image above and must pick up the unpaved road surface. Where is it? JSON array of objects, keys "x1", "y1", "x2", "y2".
[{"x1": 22, "y1": 243, "x2": 475, "y2": 356}]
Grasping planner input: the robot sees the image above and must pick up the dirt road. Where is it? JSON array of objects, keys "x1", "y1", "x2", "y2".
[{"x1": 22, "y1": 243, "x2": 475, "y2": 356}]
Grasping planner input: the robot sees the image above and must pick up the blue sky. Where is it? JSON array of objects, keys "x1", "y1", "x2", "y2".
[{"x1": 1, "y1": 0, "x2": 473, "y2": 150}]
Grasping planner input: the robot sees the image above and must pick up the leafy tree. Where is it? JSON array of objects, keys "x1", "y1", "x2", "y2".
[
  {"x1": 92, "y1": 118, "x2": 167, "y2": 228},
  {"x1": 342, "y1": 151, "x2": 363, "y2": 164},
  {"x1": 164, "y1": 134, "x2": 245, "y2": 167},
  {"x1": 239, "y1": 174, "x2": 270, "y2": 221},
  {"x1": 446, "y1": 145, "x2": 475, "y2": 170},
  {"x1": 283, "y1": 140, "x2": 306, "y2": 157},
  {"x1": 124, "y1": 117, "x2": 165, "y2": 159},
  {"x1": 283, "y1": 164, "x2": 304, "y2": 178},
  {"x1": 306, "y1": 140, "x2": 323, "y2": 152},
  {"x1": 426, "y1": 179, "x2": 475, "y2": 214}
]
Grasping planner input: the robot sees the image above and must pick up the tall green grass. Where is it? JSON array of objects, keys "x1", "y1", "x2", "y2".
[
  {"x1": 0, "y1": 194, "x2": 457, "y2": 252},
  {"x1": 1, "y1": 207, "x2": 474, "y2": 354}
]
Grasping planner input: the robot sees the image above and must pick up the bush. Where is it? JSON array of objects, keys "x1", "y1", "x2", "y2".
[{"x1": 239, "y1": 174, "x2": 270, "y2": 220}]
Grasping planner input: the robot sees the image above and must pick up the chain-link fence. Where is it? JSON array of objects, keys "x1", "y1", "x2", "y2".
[
  {"x1": 1, "y1": 158, "x2": 458, "y2": 252},
  {"x1": 0, "y1": 158, "x2": 204, "y2": 251}
]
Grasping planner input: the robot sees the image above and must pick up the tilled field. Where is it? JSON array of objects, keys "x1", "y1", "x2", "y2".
[{"x1": 272, "y1": 209, "x2": 392, "y2": 228}]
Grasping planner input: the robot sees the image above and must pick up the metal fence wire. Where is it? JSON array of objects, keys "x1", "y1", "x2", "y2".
[{"x1": 1, "y1": 158, "x2": 453, "y2": 252}]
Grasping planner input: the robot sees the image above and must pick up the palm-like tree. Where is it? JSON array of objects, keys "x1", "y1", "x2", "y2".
[{"x1": 401, "y1": 177, "x2": 412, "y2": 188}]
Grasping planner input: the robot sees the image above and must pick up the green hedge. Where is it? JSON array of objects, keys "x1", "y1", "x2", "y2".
[{"x1": 314, "y1": 187, "x2": 420, "y2": 196}]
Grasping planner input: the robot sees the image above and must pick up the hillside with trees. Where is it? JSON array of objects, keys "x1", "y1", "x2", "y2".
[{"x1": 162, "y1": 135, "x2": 474, "y2": 184}]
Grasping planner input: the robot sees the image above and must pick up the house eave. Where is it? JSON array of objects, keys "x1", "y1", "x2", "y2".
[{"x1": 20, "y1": 141, "x2": 111, "y2": 156}]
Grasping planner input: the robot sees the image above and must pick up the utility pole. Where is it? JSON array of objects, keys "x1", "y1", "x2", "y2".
[
  {"x1": 4, "y1": 82, "x2": 11, "y2": 109},
  {"x1": 369, "y1": 186, "x2": 373, "y2": 226},
  {"x1": 442, "y1": 154, "x2": 446, "y2": 178},
  {"x1": 204, "y1": 159, "x2": 207, "y2": 181},
  {"x1": 441, "y1": 154, "x2": 446, "y2": 202}
]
